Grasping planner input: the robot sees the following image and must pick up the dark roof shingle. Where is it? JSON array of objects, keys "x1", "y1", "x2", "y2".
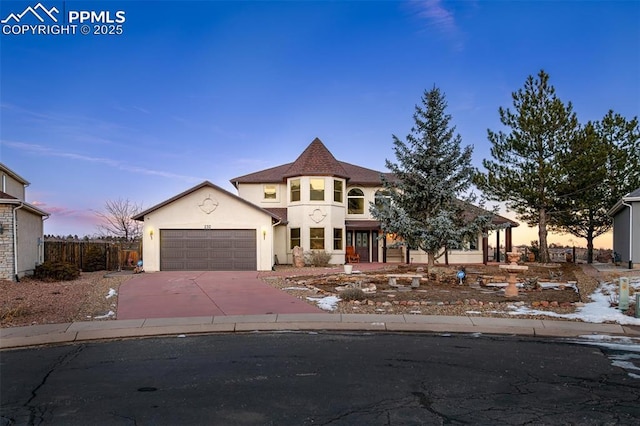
[{"x1": 282, "y1": 138, "x2": 349, "y2": 179}]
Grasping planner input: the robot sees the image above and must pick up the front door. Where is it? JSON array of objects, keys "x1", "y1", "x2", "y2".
[{"x1": 355, "y1": 231, "x2": 369, "y2": 262}]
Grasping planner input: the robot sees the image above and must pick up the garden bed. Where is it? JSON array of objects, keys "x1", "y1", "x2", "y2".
[{"x1": 274, "y1": 263, "x2": 587, "y2": 318}]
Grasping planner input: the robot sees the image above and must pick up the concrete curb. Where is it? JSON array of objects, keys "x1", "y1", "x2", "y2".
[{"x1": 1, "y1": 314, "x2": 637, "y2": 350}]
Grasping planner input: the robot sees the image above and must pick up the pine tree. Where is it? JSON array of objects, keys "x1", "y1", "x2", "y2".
[
  {"x1": 372, "y1": 86, "x2": 494, "y2": 267},
  {"x1": 475, "y1": 70, "x2": 579, "y2": 263},
  {"x1": 550, "y1": 112, "x2": 640, "y2": 262}
]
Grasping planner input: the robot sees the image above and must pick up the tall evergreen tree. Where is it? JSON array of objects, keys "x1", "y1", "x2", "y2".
[
  {"x1": 372, "y1": 86, "x2": 494, "y2": 267},
  {"x1": 475, "y1": 70, "x2": 579, "y2": 263},
  {"x1": 550, "y1": 112, "x2": 640, "y2": 262}
]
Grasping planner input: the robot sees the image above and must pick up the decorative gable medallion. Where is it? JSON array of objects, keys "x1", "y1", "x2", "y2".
[
  {"x1": 309, "y1": 208, "x2": 327, "y2": 223},
  {"x1": 199, "y1": 195, "x2": 219, "y2": 214}
]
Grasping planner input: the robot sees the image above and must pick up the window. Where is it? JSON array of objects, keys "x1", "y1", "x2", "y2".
[
  {"x1": 347, "y1": 188, "x2": 365, "y2": 214},
  {"x1": 333, "y1": 180, "x2": 343, "y2": 203},
  {"x1": 374, "y1": 189, "x2": 391, "y2": 210},
  {"x1": 310, "y1": 228, "x2": 325, "y2": 249},
  {"x1": 290, "y1": 228, "x2": 300, "y2": 249},
  {"x1": 290, "y1": 179, "x2": 300, "y2": 202},
  {"x1": 264, "y1": 185, "x2": 277, "y2": 200},
  {"x1": 333, "y1": 228, "x2": 343, "y2": 250},
  {"x1": 310, "y1": 178, "x2": 325, "y2": 201},
  {"x1": 465, "y1": 236, "x2": 478, "y2": 251}
]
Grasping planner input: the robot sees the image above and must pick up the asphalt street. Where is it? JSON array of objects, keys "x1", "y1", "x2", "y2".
[{"x1": 1, "y1": 332, "x2": 639, "y2": 425}]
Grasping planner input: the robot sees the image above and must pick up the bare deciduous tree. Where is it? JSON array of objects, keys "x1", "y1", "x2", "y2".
[{"x1": 95, "y1": 198, "x2": 143, "y2": 241}]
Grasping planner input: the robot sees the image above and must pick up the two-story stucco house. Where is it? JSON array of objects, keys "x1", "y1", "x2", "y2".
[
  {"x1": 134, "y1": 138, "x2": 518, "y2": 271},
  {"x1": 0, "y1": 163, "x2": 50, "y2": 281}
]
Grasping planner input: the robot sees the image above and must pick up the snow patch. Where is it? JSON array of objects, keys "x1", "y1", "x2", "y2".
[
  {"x1": 307, "y1": 295, "x2": 341, "y2": 311},
  {"x1": 508, "y1": 277, "x2": 640, "y2": 325}
]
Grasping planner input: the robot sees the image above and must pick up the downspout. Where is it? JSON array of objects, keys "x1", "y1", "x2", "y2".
[
  {"x1": 13, "y1": 203, "x2": 24, "y2": 281},
  {"x1": 622, "y1": 201, "x2": 633, "y2": 269},
  {"x1": 271, "y1": 220, "x2": 282, "y2": 270}
]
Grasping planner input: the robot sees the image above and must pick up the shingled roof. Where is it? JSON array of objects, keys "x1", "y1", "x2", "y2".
[
  {"x1": 0, "y1": 191, "x2": 17, "y2": 200},
  {"x1": 283, "y1": 138, "x2": 349, "y2": 179},
  {"x1": 230, "y1": 138, "x2": 395, "y2": 187}
]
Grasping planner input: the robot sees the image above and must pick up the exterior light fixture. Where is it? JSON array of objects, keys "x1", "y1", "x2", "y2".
[{"x1": 149, "y1": 229, "x2": 154, "y2": 239}]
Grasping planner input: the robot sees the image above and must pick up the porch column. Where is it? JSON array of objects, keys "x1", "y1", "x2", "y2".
[
  {"x1": 382, "y1": 236, "x2": 387, "y2": 263},
  {"x1": 482, "y1": 234, "x2": 489, "y2": 265},
  {"x1": 505, "y1": 227, "x2": 513, "y2": 263},
  {"x1": 495, "y1": 230, "x2": 500, "y2": 262}
]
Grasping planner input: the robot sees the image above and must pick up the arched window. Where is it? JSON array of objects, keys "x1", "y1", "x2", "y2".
[{"x1": 347, "y1": 188, "x2": 365, "y2": 214}]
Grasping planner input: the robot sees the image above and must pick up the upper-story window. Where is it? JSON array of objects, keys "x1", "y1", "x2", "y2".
[
  {"x1": 347, "y1": 188, "x2": 365, "y2": 214},
  {"x1": 374, "y1": 189, "x2": 391, "y2": 210},
  {"x1": 333, "y1": 180, "x2": 343, "y2": 203},
  {"x1": 264, "y1": 185, "x2": 277, "y2": 200},
  {"x1": 290, "y1": 179, "x2": 300, "y2": 202},
  {"x1": 310, "y1": 178, "x2": 325, "y2": 201}
]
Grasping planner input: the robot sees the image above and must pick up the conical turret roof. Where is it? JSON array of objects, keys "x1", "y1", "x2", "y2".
[{"x1": 282, "y1": 138, "x2": 349, "y2": 178}]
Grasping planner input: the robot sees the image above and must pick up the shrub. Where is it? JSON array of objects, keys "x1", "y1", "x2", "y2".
[
  {"x1": 34, "y1": 261, "x2": 80, "y2": 281},
  {"x1": 305, "y1": 250, "x2": 332, "y2": 267},
  {"x1": 340, "y1": 287, "x2": 367, "y2": 301},
  {"x1": 84, "y1": 245, "x2": 106, "y2": 272},
  {"x1": 0, "y1": 305, "x2": 31, "y2": 322}
]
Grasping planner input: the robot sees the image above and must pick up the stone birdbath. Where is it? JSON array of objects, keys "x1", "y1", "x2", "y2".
[{"x1": 499, "y1": 251, "x2": 528, "y2": 297}]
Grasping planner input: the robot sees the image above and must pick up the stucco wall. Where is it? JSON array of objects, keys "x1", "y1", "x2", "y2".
[
  {"x1": 613, "y1": 207, "x2": 631, "y2": 263},
  {"x1": 1, "y1": 172, "x2": 26, "y2": 200},
  {"x1": 236, "y1": 182, "x2": 287, "y2": 207},
  {"x1": 140, "y1": 186, "x2": 274, "y2": 271},
  {"x1": 612, "y1": 201, "x2": 640, "y2": 267},
  {"x1": 15, "y1": 208, "x2": 44, "y2": 278},
  {"x1": 273, "y1": 225, "x2": 287, "y2": 266},
  {"x1": 285, "y1": 201, "x2": 347, "y2": 264}
]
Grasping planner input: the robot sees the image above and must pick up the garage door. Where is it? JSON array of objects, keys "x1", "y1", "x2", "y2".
[{"x1": 160, "y1": 229, "x2": 257, "y2": 271}]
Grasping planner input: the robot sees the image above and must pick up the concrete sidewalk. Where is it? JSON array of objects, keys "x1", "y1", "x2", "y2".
[{"x1": 2, "y1": 313, "x2": 639, "y2": 350}]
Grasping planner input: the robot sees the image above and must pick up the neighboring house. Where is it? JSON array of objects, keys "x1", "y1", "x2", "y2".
[
  {"x1": 608, "y1": 187, "x2": 640, "y2": 269},
  {"x1": 134, "y1": 138, "x2": 518, "y2": 272},
  {"x1": 0, "y1": 163, "x2": 50, "y2": 281}
]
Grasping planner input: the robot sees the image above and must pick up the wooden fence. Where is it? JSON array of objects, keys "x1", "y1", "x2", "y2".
[{"x1": 44, "y1": 240, "x2": 142, "y2": 271}]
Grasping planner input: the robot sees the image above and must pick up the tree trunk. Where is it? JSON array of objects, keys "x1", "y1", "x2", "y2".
[
  {"x1": 586, "y1": 216, "x2": 595, "y2": 264},
  {"x1": 427, "y1": 251, "x2": 435, "y2": 268},
  {"x1": 586, "y1": 236, "x2": 594, "y2": 264},
  {"x1": 538, "y1": 208, "x2": 550, "y2": 263}
]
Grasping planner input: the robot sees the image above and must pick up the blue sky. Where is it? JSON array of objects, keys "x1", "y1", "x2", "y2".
[{"x1": 1, "y1": 0, "x2": 639, "y2": 247}]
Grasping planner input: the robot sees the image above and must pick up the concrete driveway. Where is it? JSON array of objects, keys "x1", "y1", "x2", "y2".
[{"x1": 116, "y1": 271, "x2": 324, "y2": 320}]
